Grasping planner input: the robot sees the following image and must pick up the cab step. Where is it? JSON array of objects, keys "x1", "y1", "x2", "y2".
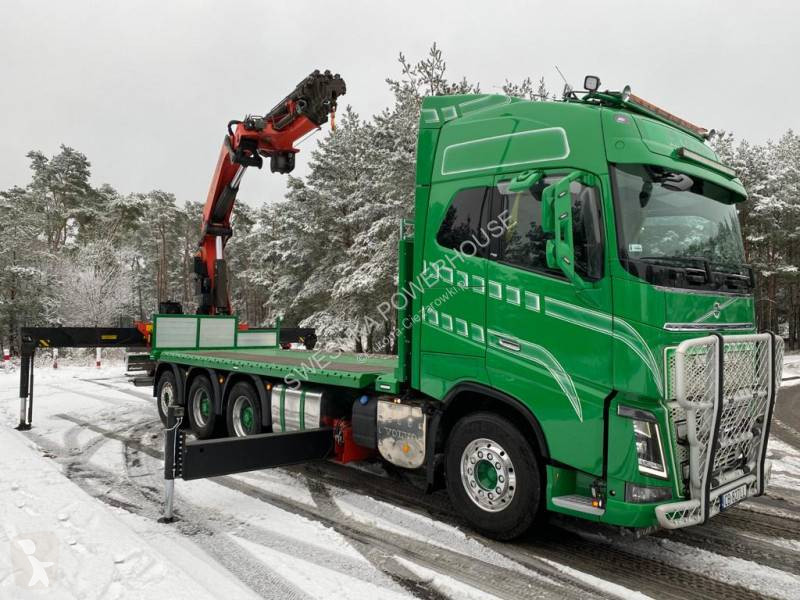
[{"x1": 552, "y1": 494, "x2": 605, "y2": 516}]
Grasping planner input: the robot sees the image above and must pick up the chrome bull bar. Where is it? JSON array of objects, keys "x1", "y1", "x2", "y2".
[{"x1": 656, "y1": 332, "x2": 783, "y2": 529}]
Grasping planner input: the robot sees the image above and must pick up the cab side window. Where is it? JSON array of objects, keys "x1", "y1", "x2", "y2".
[
  {"x1": 495, "y1": 177, "x2": 603, "y2": 279},
  {"x1": 495, "y1": 178, "x2": 553, "y2": 273},
  {"x1": 437, "y1": 187, "x2": 489, "y2": 254}
]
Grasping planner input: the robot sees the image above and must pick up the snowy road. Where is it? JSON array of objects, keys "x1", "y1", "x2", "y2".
[{"x1": 1, "y1": 364, "x2": 799, "y2": 600}]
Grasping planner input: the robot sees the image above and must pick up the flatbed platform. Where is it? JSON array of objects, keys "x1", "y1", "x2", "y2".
[{"x1": 156, "y1": 347, "x2": 397, "y2": 389}]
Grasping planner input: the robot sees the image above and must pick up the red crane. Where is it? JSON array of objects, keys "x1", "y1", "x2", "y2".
[{"x1": 196, "y1": 70, "x2": 346, "y2": 315}]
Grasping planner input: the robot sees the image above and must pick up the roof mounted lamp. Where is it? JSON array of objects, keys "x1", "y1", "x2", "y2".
[
  {"x1": 621, "y1": 85, "x2": 632, "y2": 102},
  {"x1": 583, "y1": 75, "x2": 601, "y2": 92}
]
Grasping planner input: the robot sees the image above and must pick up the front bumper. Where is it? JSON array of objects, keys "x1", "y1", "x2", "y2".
[
  {"x1": 655, "y1": 460, "x2": 772, "y2": 529},
  {"x1": 655, "y1": 333, "x2": 782, "y2": 530}
]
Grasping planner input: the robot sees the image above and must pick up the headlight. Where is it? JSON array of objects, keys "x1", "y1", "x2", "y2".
[{"x1": 618, "y1": 405, "x2": 668, "y2": 479}]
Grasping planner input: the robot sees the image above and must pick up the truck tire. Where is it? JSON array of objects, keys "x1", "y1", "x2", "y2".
[
  {"x1": 155, "y1": 370, "x2": 177, "y2": 427},
  {"x1": 226, "y1": 381, "x2": 263, "y2": 437},
  {"x1": 187, "y1": 374, "x2": 217, "y2": 439},
  {"x1": 445, "y1": 412, "x2": 542, "y2": 540},
  {"x1": 304, "y1": 333, "x2": 317, "y2": 350}
]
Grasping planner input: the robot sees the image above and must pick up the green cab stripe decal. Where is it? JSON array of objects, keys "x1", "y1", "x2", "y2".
[
  {"x1": 487, "y1": 329, "x2": 583, "y2": 422},
  {"x1": 613, "y1": 318, "x2": 664, "y2": 397},
  {"x1": 424, "y1": 262, "x2": 666, "y2": 400},
  {"x1": 425, "y1": 308, "x2": 583, "y2": 420},
  {"x1": 545, "y1": 297, "x2": 664, "y2": 397}
]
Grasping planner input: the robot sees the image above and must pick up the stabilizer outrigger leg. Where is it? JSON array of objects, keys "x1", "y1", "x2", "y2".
[
  {"x1": 159, "y1": 403, "x2": 184, "y2": 523},
  {"x1": 160, "y1": 408, "x2": 333, "y2": 521},
  {"x1": 17, "y1": 353, "x2": 34, "y2": 431},
  {"x1": 15, "y1": 326, "x2": 148, "y2": 430}
]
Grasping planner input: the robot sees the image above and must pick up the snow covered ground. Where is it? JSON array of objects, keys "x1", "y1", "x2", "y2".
[
  {"x1": 0, "y1": 361, "x2": 799, "y2": 600},
  {"x1": 782, "y1": 350, "x2": 800, "y2": 387}
]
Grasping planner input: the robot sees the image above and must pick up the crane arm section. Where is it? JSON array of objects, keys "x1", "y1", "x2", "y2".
[{"x1": 196, "y1": 70, "x2": 346, "y2": 314}]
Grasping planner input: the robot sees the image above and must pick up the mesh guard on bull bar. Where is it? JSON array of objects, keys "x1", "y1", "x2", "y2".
[{"x1": 655, "y1": 332, "x2": 782, "y2": 529}]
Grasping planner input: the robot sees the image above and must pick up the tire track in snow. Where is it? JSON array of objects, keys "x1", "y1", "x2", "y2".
[
  {"x1": 39, "y1": 376, "x2": 800, "y2": 599},
  {"x1": 47, "y1": 381, "x2": 150, "y2": 408},
  {"x1": 20, "y1": 419, "x2": 312, "y2": 600},
  {"x1": 713, "y1": 504, "x2": 800, "y2": 539},
  {"x1": 75, "y1": 376, "x2": 155, "y2": 402},
  {"x1": 49, "y1": 414, "x2": 611, "y2": 599},
  {"x1": 41, "y1": 414, "x2": 484, "y2": 599},
  {"x1": 218, "y1": 473, "x2": 597, "y2": 600},
  {"x1": 121, "y1": 424, "x2": 418, "y2": 600},
  {"x1": 661, "y1": 523, "x2": 800, "y2": 576},
  {"x1": 288, "y1": 461, "x2": 786, "y2": 600}
]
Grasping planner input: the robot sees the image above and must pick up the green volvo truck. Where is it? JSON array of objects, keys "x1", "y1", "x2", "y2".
[{"x1": 152, "y1": 78, "x2": 784, "y2": 540}]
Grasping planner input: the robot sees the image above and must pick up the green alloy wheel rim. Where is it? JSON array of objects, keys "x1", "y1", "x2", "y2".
[
  {"x1": 192, "y1": 389, "x2": 211, "y2": 427},
  {"x1": 232, "y1": 395, "x2": 256, "y2": 436}
]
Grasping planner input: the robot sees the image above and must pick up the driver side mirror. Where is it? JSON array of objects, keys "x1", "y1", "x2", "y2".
[{"x1": 541, "y1": 170, "x2": 598, "y2": 288}]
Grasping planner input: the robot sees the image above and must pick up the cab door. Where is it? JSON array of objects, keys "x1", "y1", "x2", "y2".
[
  {"x1": 418, "y1": 178, "x2": 492, "y2": 399},
  {"x1": 485, "y1": 172, "x2": 612, "y2": 475}
]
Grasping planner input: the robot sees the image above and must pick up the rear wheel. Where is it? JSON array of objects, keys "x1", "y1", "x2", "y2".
[
  {"x1": 155, "y1": 370, "x2": 176, "y2": 427},
  {"x1": 304, "y1": 333, "x2": 317, "y2": 350},
  {"x1": 187, "y1": 375, "x2": 217, "y2": 439},
  {"x1": 445, "y1": 412, "x2": 542, "y2": 540},
  {"x1": 226, "y1": 381, "x2": 263, "y2": 437}
]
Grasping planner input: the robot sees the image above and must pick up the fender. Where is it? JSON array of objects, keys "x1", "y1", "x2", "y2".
[
  {"x1": 153, "y1": 362, "x2": 186, "y2": 406},
  {"x1": 221, "y1": 373, "x2": 272, "y2": 429},
  {"x1": 171, "y1": 363, "x2": 185, "y2": 405},
  {"x1": 425, "y1": 382, "x2": 551, "y2": 489}
]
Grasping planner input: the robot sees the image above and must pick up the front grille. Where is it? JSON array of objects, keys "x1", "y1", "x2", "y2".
[{"x1": 656, "y1": 333, "x2": 782, "y2": 529}]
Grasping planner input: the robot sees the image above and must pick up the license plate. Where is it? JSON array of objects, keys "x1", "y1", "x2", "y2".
[{"x1": 719, "y1": 485, "x2": 747, "y2": 510}]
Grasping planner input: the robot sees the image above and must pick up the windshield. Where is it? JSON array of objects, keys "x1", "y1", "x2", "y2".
[{"x1": 611, "y1": 163, "x2": 745, "y2": 267}]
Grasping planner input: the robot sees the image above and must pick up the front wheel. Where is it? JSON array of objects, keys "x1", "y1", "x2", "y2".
[{"x1": 445, "y1": 412, "x2": 542, "y2": 540}]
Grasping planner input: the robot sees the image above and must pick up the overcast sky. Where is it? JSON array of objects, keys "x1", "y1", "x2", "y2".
[{"x1": 1, "y1": 0, "x2": 797, "y2": 209}]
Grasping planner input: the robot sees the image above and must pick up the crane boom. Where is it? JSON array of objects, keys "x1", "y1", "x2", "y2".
[{"x1": 196, "y1": 70, "x2": 346, "y2": 315}]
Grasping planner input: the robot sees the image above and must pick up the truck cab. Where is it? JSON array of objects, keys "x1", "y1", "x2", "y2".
[{"x1": 407, "y1": 87, "x2": 782, "y2": 536}]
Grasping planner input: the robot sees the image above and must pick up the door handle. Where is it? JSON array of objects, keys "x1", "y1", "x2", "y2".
[{"x1": 498, "y1": 337, "x2": 521, "y2": 352}]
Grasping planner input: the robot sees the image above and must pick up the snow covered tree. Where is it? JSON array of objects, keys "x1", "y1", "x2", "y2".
[
  {"x1": 247, "y1": 45, "x2": 483, "y2": 351},
  {"x1": 0, "y1": 186, "x2": 52, "y2": 351},
  {"x1": 502, "y1": 76, "x2": 552, "y2": 101},
  {"x1": 25, "y1": 146, "x2": 99, "y2": 251},
  {"x1": 713, "y1": 131, "x2": 800, "y2": 345},
  {"x1": 227, "y1": 44, "x2": 552, "y2": 351},
  {"x1": 51, "y1": 242, "x2": 133, "y2": 327}
]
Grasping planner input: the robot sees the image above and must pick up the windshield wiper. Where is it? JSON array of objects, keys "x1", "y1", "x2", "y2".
[
  {"x1": 635, "y1": 256, "x2": 754, "y2": 289},
  {"x1": 635, "y1": 255, "x2": 711, "y2": 282},
  {"x1": 707, "y1": 262, "x2": 755, "y2": 289},
  {"x1": 637, "y1": 255, "x2": 710, "y2": 267},
  {"x1": 637, "y1": 255, "x2": 699, "y2": 263}
]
